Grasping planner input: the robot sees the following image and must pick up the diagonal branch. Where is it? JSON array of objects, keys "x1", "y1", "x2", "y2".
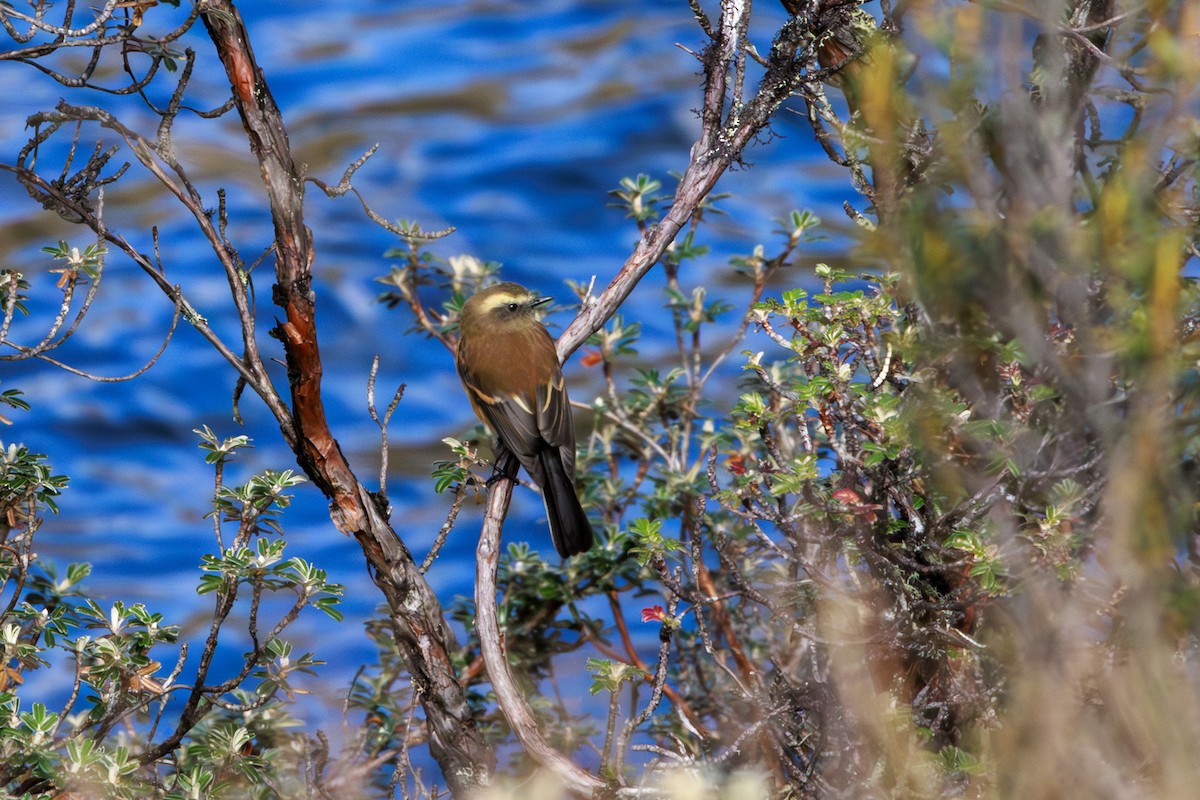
[
  {"x1": 0, "y1": 162, "x2": 271, "y2": 400},
  {"x1": 477, "y1": 0, "x2": 827, "y2": 786},
  {"x1": 557, "y1": 6, "x2": 818, "y2": 360},
  {"x1": 197, "y1": 1, "x2": 494, "y2": 793}
]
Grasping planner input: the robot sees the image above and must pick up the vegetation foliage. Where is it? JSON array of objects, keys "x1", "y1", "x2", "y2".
[{"x1": 1, "y1": 1, "x2": 1199, "y2": 798}]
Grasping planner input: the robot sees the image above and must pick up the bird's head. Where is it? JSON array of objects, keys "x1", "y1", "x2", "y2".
[{"x1": 460, "y1": 282, "x2": 553, "y2": 335}]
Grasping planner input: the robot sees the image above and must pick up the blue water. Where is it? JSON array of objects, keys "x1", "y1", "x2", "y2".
[{"x1": 0, "y1": 0, "x2": 852, "y2": 777}]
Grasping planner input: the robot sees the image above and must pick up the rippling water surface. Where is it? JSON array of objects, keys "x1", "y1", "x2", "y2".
[{"x1": 0, "y1": 0, "x2": 855, "y2": 757}]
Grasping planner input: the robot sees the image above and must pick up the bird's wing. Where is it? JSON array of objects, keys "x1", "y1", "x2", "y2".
[
  {"x1": 535, "y1": 372, "x2": 576, "y2": 477},
  {"x1": 459, "y1": 371, "x2": 544, "y2": 480}
]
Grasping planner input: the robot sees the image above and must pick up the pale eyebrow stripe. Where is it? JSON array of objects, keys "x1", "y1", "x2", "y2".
[{"x1": 476, "y1": 292, "x2": 522, "y2": 313}]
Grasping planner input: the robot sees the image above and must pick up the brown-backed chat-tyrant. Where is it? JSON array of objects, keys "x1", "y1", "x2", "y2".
[{"x1": 455, "y1": 282, "x2": 594, "y2": 557}]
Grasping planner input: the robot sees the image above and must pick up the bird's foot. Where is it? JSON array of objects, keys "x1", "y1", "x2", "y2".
[{"x1": 486, "y1": 449, "x2": 520, "y2": 487}]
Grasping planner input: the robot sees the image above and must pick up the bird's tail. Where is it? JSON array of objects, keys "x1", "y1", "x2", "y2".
[{"x1": 538, "y1": 449, "x2": 595, "y2": 558}]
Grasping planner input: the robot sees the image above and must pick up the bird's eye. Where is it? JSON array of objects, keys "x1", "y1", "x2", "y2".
[{"x1": 507, "y1": 303, "x2": 518, "y2": 311}]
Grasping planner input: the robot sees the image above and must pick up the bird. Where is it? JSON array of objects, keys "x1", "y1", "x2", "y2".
[{"x1": 455, "y1": 282, "x2": 595, "y2": 558}]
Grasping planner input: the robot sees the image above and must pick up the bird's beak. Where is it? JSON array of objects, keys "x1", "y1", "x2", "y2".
[{"x1": 531, "y1": 296, "x2": 554, "y2": 309}]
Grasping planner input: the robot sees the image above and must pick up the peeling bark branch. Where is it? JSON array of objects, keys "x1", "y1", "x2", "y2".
[{"x1": 198, "y1": 1, "x2": 493, "y2": 793}]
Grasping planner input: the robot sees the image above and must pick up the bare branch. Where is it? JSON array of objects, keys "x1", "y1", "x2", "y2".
[
  {"x1": 556, "y1": 4, "x2": 818, "y2": 362},
  {"x1": 367, "y1": 355, "x2": 405, "y2": 506},
  {"x1": 474, "y1": 475, "x2": 607, "y2": 794},
  {"x1": 6, "y1": 291, "x2": 182, "y2": 382},
  {"x1": 309, "y1": 146, "x2": 456, "y2": 239}
]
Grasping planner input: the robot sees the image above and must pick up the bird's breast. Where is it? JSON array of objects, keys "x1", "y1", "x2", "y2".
[{"x1": 460, "y1": 325, "x2": 559, "y2": 402}]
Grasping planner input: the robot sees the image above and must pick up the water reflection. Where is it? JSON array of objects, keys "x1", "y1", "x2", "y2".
[{"x1": 0, "y1": 0, "x2": 851, "y2": 755}]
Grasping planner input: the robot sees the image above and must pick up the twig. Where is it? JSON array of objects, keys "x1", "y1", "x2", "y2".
[
  {"x1": 421, "y1": 486, "x2": 466, "y2": 575},
  {"x1": 309, "y1": 145, "x2": 456, "y2": 240},
  {"x1": 3, "y1": 291, "x2": 182, "y2": 382},
  {"x1": 367, "y1": 355, "x2": 405, "y2": 506}
]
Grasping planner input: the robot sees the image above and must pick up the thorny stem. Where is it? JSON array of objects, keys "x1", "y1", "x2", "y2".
[{"x1": 614, "y1": 594, "x2": 679, "y2": 775}]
